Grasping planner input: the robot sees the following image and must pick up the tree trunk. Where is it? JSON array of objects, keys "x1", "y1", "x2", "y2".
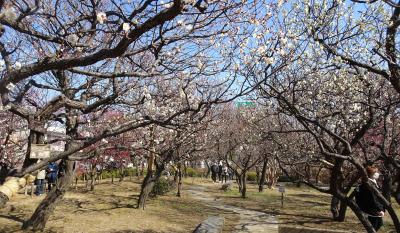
[
  {"x1": 174, "y1": 170, "x2": 178, "y2": 182},
  {"x1": 140, "y1": 162, "x2": 144, "y2": 176},
  {"x1": 337, "y1": 194, "x2": 376, "y2": 233},
  {"x1": 21, "y1": 102, "x2": 81, "y2": 231},
  {"x1": 205, "y1": 161, "x2": 211, "y2": 179},
  {"x1": 395, "y1": 172, "x2": 400, "y2": 204},
  {"x1": 315, "y1": 167, "x2": 323, "y2": 185},
  {"x1": 177, "y1": 163, "x2": 182, "y2": 197},
  {"x1": 330, "y1": 196, "x2": 340, "y2": 220},
  {"x1": 236, "y1": 171, "x2": 242, "y2": 193},
  {"x1": 136, "y1": 163, "x2": 140, "y2": 177},
  {"x1": 119, "y1": 168, "x2": 125, "y2": 182},
  {"x1": 385, "y1": 203, "x2": 400, "y2": 232},
  {"x1": 0, "y1": 164, "x2": 8, "y2": 185},
  {"x1": 330, "y1": 160, "x2": 345, "y2": 221},
  {"x1": 259, "y1": 158, "x2": 268, "y2": 192},
  {"x1": 90, "y1": 167, "x2": 97, "y2": 191},
  {"x1": 255, "y1": 166, "x2": 260, "y2": 186},
  {"x1": 23, "y1": 160, "x2": 75, "y2": 231},
  {"x1": 241, "y1": 172, "x2": 247, "y2": 198},
  {"x1": 137, "y1": 165, "x2": 165, "y2": 210},
  {"x1": 337, "y1": 199, "x2": 347, "y2": 222},
  {"x1": 183, "y1": 163, "x2": 188, "y2": 178},
  {"x1": 382, "y1": 172, "x2": 392, "y2": 202},
  {"x1": 85, "y1": 173, "x2": 89, "y2": 188},
  {"x1": 137, "y1": 171, "x2": 154, "y2": 210}
]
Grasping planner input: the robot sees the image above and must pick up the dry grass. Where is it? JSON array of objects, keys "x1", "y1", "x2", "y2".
[
  {"x1": 3, "y1": 176, "x2": 398, "y2": 233},
  {"x1": 201, "y1": 180, "x2": 399, "y2": 233},
  {"x1": 0, "y1": 178, "x2": 238, "y2": 233}
]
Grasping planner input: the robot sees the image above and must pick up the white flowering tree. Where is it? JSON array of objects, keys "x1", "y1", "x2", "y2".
[
  {"x1": 0, "y1": 1, "x2": 288, "y2": 231},
  {"x1": 208, "y1": 103, "x2": 265, "y2": 198},
  {"x1": 287, "y1": 0, "x2": 400, "y2": 96},
  {"x1": 252, "y1": 46, "x2": 399, "y2": 232}
]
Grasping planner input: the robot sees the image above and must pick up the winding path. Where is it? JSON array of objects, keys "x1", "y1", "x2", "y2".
[{"x1": 188, "y1": 185, "x2": 279, "y2": 233}]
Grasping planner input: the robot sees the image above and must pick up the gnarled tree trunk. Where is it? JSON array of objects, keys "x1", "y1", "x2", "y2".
[
  {"x1": 0, "y1": 164, "x2": 8, "y2": 185},
  {"x1": 23, "y1": 160, "x2": 75, "y2": 231},
  {"x1": 137, "y1": 164, "x2": 165, "y2": 210},
  {"x1": 90, "y1": 166, "x2": 97, "y2": 191},
  {"x1": 177, "y1": 163, "x2": 182, "y2": 197},
  {"x1": 241, "y1": 171, "x2": 247, "y2": 198},
  {"x1": 259, "y1": 158, "x2": 268, "y2": 192},
  {"x1": 119, "y1": 168, "x2": 125, "y2": 182}
]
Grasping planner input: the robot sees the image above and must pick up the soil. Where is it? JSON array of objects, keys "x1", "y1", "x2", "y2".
[{"x1": 0, "y1": 178, "x2": 239, "y2": 233}]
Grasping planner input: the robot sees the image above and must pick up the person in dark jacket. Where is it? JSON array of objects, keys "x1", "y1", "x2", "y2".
[
  {"x1": 357, "y1": 166, "x2": 385, "y2": 231},
  {"x1": 210, "y1": 162, "x2": 218, "y2": 182},
  {"x1": 46, "y1": 162, "x2": 58, "y2": 191}
]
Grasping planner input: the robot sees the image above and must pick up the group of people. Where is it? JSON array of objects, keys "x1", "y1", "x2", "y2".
[
  {"x1": 210, "y1": 161, "x2": 232, "y2": 183},
  {"x1": 34, "y1": 161, "x2": 59, "y2": 196}
]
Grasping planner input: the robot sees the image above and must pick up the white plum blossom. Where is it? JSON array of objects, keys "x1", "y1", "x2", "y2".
[
  {"x1": 6, "y1": 82, "x2": 16, "y2": 91},
  {"x1": 67, "y1": 34, "x2": 79, "y2": 45},
  {"x1": 14, "y1": 62, "x2": 22, "y2": 70},
  {"x1": 185, "y1": 25, "x2": 193, "y2": 31},
  {"x1": 3, "y1": 6, "x2": 17, "y2": 22},
  {"x1": 257, "y1": 46, "x2": 266, "y2": 54},
  {"x1": 96, "y1": 12, "x2": 107, "y2": 24},
  {"x1": 183, "y1": 0, "x2": 196, "y2": 5},
  {"x1": 177, "y1": 19, "x2": 185, "y2": 26},
  {"x1": 0, "y1": 60, "x2": 5, "y2": 70},
  {"x1": 122, "y1": 23, "x2": 130, "y2": 33},
  {"x1": 263, "y1": 57, "x2": 274, "y2": 64},
  {"x1": 164, "y1": 2, "x2": 173, "y2": 8}
]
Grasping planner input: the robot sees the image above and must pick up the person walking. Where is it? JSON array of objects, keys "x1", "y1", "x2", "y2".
[
  {"x1": 47, "y1": 161, "x2": 58, "y2": 191},
  {"x1": 34, "y1": 168, "x2": 46, "y2": 196},
  {"x1": 210, "y1": 162, "x2": 218, "y2": 182},
  {"x1": 218, "y1": 161, "x2": 223, "y2": 182},
  {"x1": 356, "y1": 166, "x2": 385, "y2": 231},
  {"x1": 222, "y1": 165, "x2": 228, "y2": 183}
]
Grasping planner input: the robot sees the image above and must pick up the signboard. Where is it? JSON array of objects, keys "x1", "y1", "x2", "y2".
[
  {"x1": 277, "y1": 184, "x2": 285, "y2": 208},
  {"x1": 30, "y1": 144, "x2": 51, "y2": 159},
  {"x1": 236, "y1": 101, "x2": 256, "y2": 108},
  {"x1": 10, "y1": 130, "x2": 30, "y2": 143}
]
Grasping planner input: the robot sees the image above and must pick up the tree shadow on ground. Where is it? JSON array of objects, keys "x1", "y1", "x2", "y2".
[
  {"x1": 221, "y1": 196, "x2": 246, "y2": 199},
  {"x1": 290, "y1": 193, "x2": 321, "y2": 198},
  {"x1": 262, "y1": 210, "x2": 332, "y2": 220},
  {"x1": 0, "y1": 225, "x2": 59, "y2": 233},
  {"x1": 111, "y1": 230, "x2": 167, "y2": 233},
  {"x1": 0, "y1": 214, "x2": 25, "y2": 223}
]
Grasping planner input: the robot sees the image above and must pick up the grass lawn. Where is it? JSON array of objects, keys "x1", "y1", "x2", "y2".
[
  {"x1": 198, "y1": 179, "x2": 398, "y2": 233},
  {"x1": 0, "y1": 177, "x2": 238, "y2": 233}
]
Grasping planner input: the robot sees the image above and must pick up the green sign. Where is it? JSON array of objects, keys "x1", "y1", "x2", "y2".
[{"x1": 236, "y1": 101, "x2": 256, "y2": 108}]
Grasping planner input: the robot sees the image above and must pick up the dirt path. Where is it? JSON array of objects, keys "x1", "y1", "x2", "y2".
[{"x1": 187, "y1": 184, "x2": 278, "y2": 233}]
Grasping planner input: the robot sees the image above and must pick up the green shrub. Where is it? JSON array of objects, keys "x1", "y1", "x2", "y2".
[
  {"x1": 151, "y1": 178, "x2": 175, "y2": 196},
  {"x1": 277, "y1": 175, "x2": 297, "y2": 182},
  {"x1": 247, "y1": 172, "x2": 258, "y2": 182},
  {"x1": 186, "y1": 167, "x2": 200, "y2": 177},
  {"x1": 99, "y1": 168, "x2": 139, "y2": 179},
  {"x1": 123, "y1": 168, "x2": 136, "y2": 177},
  {"x1": 100, "y1": 169, "x2": 119, "y2": 179}
]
